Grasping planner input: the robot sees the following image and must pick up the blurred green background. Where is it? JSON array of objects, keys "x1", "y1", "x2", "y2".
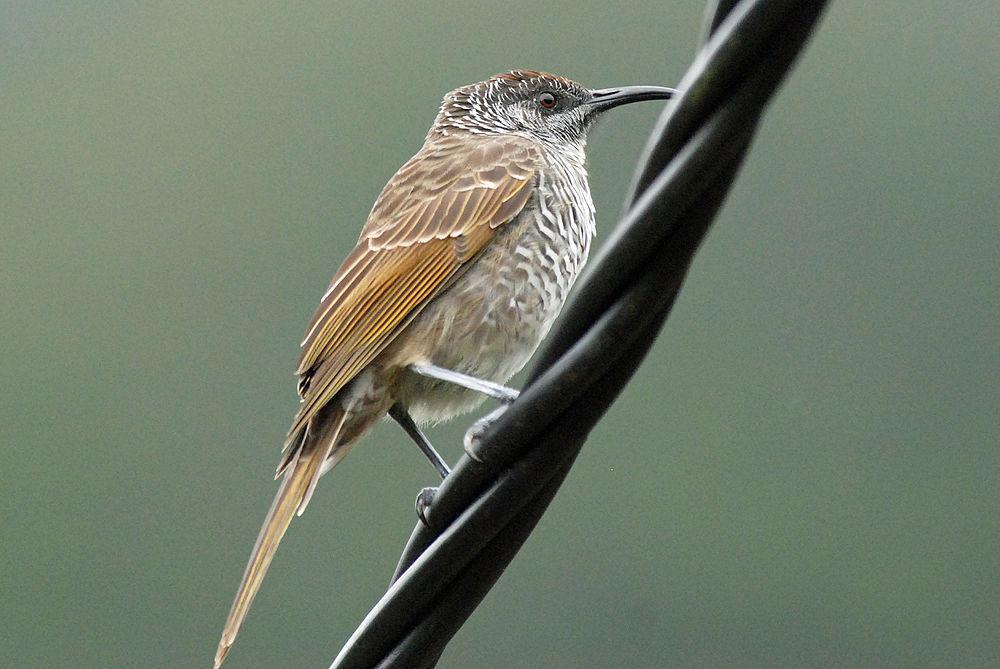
[{"x1": 2, "y1": 1, "x2": 997, "y2": 667}]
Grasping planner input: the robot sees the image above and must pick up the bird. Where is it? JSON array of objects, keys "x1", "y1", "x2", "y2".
[{"x1": 214, "y1": 70, "x2": 674, "y2": 667}]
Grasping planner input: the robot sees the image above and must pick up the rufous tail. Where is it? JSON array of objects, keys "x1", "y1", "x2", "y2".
[{"x1": 213, "y1": 408, "x2": 347, "y2": 668}]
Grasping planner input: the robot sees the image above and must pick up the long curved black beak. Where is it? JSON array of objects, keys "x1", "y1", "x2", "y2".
[{"x1": 584, "y1": 85, "x2": 676, "y2": 113}]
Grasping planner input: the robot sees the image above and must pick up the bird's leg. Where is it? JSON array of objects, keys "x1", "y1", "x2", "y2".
[
  {"x1": 388, "y1": 404, "x2": 450, "y2": 527},
  {"x1": 407, "y1": 363, "x2": 519, "y2": 403},
  {"x1": 400, "y1": 364, "x2": 520, "y2": 524},
  {"x1": 388, "y1": 403, "x2": 450, "y2": 479}
]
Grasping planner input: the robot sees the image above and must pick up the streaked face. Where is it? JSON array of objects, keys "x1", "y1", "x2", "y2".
[
  {"x1": 434, "y1": 70, "x2": 594, "y2": 145},
  {"x1": 432, "y1": 70, "x2": 674, "y2": 149}
]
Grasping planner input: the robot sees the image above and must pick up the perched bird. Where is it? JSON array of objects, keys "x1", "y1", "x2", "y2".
[{"x1": 214, "y1": 70, "x2": 674, "y2": 667}]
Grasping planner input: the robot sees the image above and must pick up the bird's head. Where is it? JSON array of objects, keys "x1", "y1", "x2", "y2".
[{"x1": 431, "y1": 70, "x2": 674, "y2": 151}]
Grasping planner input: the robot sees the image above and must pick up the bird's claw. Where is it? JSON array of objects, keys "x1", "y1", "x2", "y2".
[
  {"x1": 415, "y1": 486, "x2": 437, "y2": 526},
  {"x1": 463, "y1": 405, "x2": 509, "y2": 463}
]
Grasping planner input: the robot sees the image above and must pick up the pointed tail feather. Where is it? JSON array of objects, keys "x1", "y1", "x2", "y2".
[{"x1": 214, "y1": 408, "x2": 347, "y2": 668}]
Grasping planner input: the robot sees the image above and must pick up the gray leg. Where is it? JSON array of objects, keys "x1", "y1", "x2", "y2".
[
  {"x1": 408, "y1": 363, "x2": 520, "y2": 403},
  {"x1": 389, "y1": 404, "x2": 450, "y2": 479}
]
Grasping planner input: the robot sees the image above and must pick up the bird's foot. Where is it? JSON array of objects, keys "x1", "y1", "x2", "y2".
[
  {"x1": 415, "y1": 486, "x2": 437, "y2": 526},
  {"x1": 463, "y1": 405, "x2": 509, "y2": 463}
]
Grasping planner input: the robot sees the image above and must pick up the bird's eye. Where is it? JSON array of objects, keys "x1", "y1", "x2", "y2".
[{"x1": 538, "y1": 92, "x2": 558, "y2": 110}]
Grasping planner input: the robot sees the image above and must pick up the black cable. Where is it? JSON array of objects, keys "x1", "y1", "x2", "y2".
[{"x1": 331, "y1": 1, "x2": 831, "y2": 666}]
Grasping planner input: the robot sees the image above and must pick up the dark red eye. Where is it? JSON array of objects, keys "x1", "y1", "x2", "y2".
[{"x1": 538, "y1": 92, "x2": 557, "y2": 110}]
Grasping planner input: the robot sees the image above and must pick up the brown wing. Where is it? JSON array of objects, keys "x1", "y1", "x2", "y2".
[{"x1": 283, "y1": 134, "x2": 540, "y2": 456}]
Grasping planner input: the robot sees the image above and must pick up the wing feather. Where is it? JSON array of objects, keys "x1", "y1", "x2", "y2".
[{"x1": 284, "y1": 134, "x2": 540, "y2": 457}]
